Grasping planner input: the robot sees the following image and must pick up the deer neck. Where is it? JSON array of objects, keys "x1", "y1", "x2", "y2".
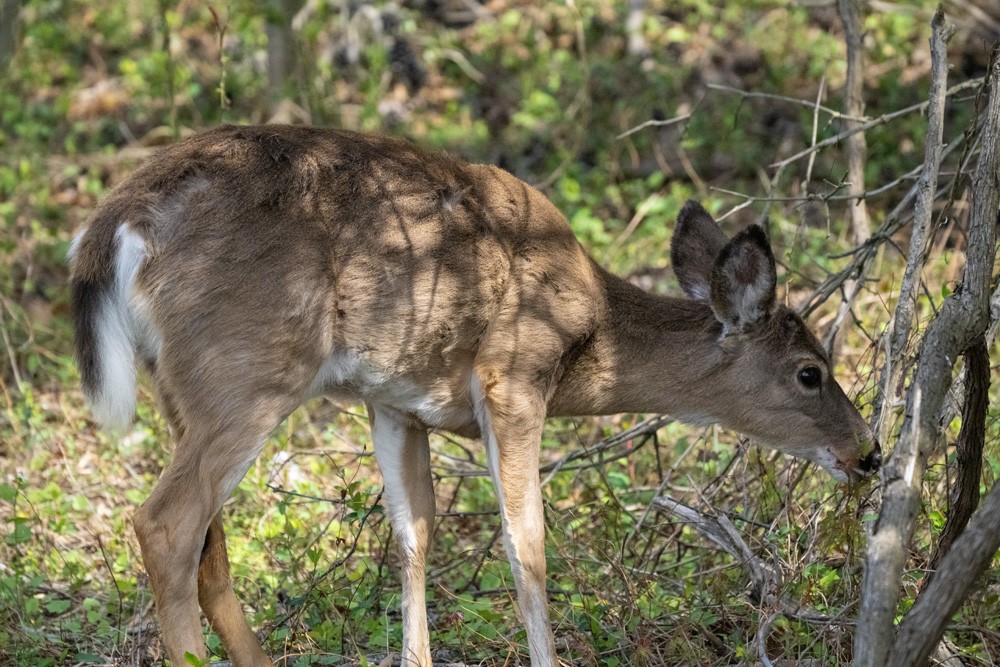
[{"x1": 548, "y1": 268, "x2": 728, "y2": 419}]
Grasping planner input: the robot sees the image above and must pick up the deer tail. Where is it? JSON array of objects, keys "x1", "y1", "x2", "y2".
[{"x1": 70, "y1": 205, "x2": 149, "y2": 432}]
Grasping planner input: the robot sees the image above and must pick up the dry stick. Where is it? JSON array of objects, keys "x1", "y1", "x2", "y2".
[
  {"x1": 926, "y1": 339, "x2": 988, "y2": 572},
  {"x1": 616, "y1": 113, "x2": 691, "y2": 140},
  {"x1": 805, "y1": 76, "x2": 826, "y2": 186},
  {"x1": 869, "y1": 7, "x2": 952, "y2": 449},
  {"x1": 802, "y1": 130, "x2": 968, "y2": 319},
  {"x1": 654, "y1": 495, "x2": 857, "y2": 662},
  {"x1": 854, "y1": 33, "x2": 1000, "y2": 667},
  {"x1": 654, "y1": 495, "x2": 778, "y2": 603},
  {"x1": 887, "y1": 466, "x2": 1000, "y2": 666},
  {"x1": 705, "y1": 83, "x2": 862, "y2": 121}
]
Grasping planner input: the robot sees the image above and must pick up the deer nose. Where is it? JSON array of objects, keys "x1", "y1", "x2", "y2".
[{"x1": 860, "y1": 441, "x2": 882, "y2": 474}]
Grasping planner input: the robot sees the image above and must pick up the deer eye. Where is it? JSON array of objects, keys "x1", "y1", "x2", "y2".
[{"x1": 797, "y1": 366, "x2": 822, "y2": 389}]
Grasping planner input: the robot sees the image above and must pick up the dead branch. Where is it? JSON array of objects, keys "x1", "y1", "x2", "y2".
[
  {"x1": 706, "y1": 82, "x2": 861, "y2": 120},
  {"x1": 927, "y1": 339, "x2": 989, "y2": 571},
  {"x1": 824, "y1": 0, "x2": 872, "y2": 359},
  {"x1": 616, "y1": 113, "x2": 691, "y2": 140},
  {"x1": 854, "y1": 32, "x2": 1000, "y2": 667},
  {"x1": 654, "y1": 494, "x2": 779, "y2": 603},
  {"x1": 654, "y1": 494, "x2": 860, "y2": 665},
  {"x1": 870, "y1": 5, "x2": 952, "y2": 447},
  {"x1": 801, "y1": 128, "x2": 973, "y2": 318},
  {"x1": 887, "y1": 477, "x2": 1000, "y2": 666}
]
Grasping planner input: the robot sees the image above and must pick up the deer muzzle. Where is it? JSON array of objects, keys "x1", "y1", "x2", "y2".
[{"x1": 859, "y1": 440, "x2": 882, "y2": 475}]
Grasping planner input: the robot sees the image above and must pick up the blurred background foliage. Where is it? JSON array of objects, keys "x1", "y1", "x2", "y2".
[{"x1": 1, "y1": 0, "x2": 998, "y2": 665}]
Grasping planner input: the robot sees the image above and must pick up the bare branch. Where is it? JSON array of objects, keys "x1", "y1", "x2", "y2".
[
  {"x1": 616, "y1": 113, "x2": 692, "y2": 140},
  {"x1": 822, "y1": 0, "x2": 872, "y2": 360},
  {"x1": 654, "y1": 494, "x2": 778, "y2": 602},
  {"x1": 768, "y1": 77, "x2": 982, "y2": 171},
  {"x1": 927, "y1": 340, "x2": 989, "y2": 571},
  {"x1": 706, "y1": 82, "x2": 862, "y2": 121},
  {"x1": 887, "y1": 477, "x2": 1000, "y2": 666},
  {"x1": 854, "y1": 26, "x2": 1000, "y2": 667},
  {"x1": 801, "y1": 129, "x2": 970, "y2": 317},
  {"x1": 870, "y1": 5, "x2": 952, "y2": 447}
]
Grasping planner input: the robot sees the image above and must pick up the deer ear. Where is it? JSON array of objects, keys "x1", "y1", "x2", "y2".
[
  {"x1": 709, "y1": 225, "x2": 776, "y2": 335},
  {"x1": 670, "y1": 201, "x2": 728, "y2": 301}
]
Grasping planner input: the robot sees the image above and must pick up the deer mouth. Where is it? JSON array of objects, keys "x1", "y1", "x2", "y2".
[
  {"x1": 833, "y1": 460, "x2": 865, "y2": 484},
  {"x1": 827, "y1": 439, "x2": 881, "y2": 484},
  {"x1": 833, "y1": 457, "x2": 879, "y2": 484}
]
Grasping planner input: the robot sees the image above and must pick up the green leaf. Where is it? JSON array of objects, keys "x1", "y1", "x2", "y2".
[
  {"x1": 606, "y1": 470, "x2": 630, "y2": 490},
  {"x1": 0, "y1": 482, "x2": 16, "y2": 503},
  {"x1": 45, "y1": 598, "x2": 72, "y2": 614},
  {"x1": 9, "y1": 517, "x2": 32, "y2": 545}
]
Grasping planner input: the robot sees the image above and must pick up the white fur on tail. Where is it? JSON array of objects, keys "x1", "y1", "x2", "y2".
[{"x1": 88, "y1": 224, "x2": 149, "y2": 431}]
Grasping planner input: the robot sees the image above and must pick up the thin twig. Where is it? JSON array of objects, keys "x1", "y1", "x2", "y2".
[
  {"x1": 768, "y1": 78, "x2": 982, "y2": 171},
  {"x1": 616, "y1": 113, "x2": 691, "y2": 140},
  {"x1": 805, "y1": 76, "x2": 827, "y2": 185},
  {"x1": 707, "y1": 82, "x2": 863, "y2": 121}
]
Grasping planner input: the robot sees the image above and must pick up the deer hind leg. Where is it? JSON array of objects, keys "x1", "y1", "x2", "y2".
[
  {"x1": 154, "y1": 383, "x2": 267, "y2": 662},
  {"x1": 198, "y1": 511, "x2": 271, "y2": 666},
  {"x1": 134, "y1": 408, "x2": 288, "y2": 666},
  {"x1": 472, "y1": 372, "x2": 556, "y2": 665},
  {"x1": 368, "y1": 405, "x2": 435, "y2": 667}
]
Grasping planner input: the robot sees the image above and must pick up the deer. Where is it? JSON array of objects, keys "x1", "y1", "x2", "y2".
[{"x1": 70, "y1": 124, "x2": 881, "y2": 666}]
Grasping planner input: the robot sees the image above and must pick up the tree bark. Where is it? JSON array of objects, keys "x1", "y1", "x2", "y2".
[
  {"x1": 870, "y1": 6, "x2": 950, "y2": 446},
  {"x1": 854, "y1": 32, "x2": 1000, "y2": 667},
  {"x1": 926, "y1": 340, "x2": 989, "y2": 572},
  {"x1": 826, "y1": 0, "x2": 872, "y2": 359},
  {"x1": 837, "y1": 0, "x2": 871, "y2": 245},
  {"x1": 887, "y1": 476, "x2": 1000, "y2": 666}
]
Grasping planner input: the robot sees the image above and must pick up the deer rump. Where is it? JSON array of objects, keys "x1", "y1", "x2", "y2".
[{"x1": 71, "y1": 124, "x2": 877, "y2": 666}]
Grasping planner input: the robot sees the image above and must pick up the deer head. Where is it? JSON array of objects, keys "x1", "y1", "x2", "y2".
[{"x1": 667, "y1": 201, "x2": 881, "y2": 481}]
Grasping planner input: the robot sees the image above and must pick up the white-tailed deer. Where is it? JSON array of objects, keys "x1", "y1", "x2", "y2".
[{"x1": 71, "y1": 125, "x2": 879, "y2": 666}]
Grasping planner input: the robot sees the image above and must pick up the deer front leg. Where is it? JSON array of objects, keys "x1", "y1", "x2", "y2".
[
  {"x1": 369, "y1": 405, "x2": 435, "y2": 667},
  {"x1": 472, "y1": 373, "x2": 557, "y2": 666}
]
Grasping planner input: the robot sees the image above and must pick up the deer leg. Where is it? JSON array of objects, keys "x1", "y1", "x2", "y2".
[
  {"x1": 472, "y1": 373, "x2": 556, "y2": 665},
  {"x1": 198, "y1": 511, "x2": 271, "y2": 666},
  {"x1": 150, "y1": 382, "x2": 271, "y2": 663},
  {"x1": 369, "y1": 405, "x2": 435, "y2": 667},
  {"x1": 133, "y1": 425, "x2": 275, "y2": 666}
]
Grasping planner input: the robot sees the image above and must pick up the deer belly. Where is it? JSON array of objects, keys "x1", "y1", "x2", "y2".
[{"x1": 307, "y1": 350, "x2": 478, "y2": 433}]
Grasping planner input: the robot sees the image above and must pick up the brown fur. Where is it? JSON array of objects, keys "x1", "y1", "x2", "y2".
[{"x1": 71, "y1": 125, "x2": 878, "y2": 666}]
